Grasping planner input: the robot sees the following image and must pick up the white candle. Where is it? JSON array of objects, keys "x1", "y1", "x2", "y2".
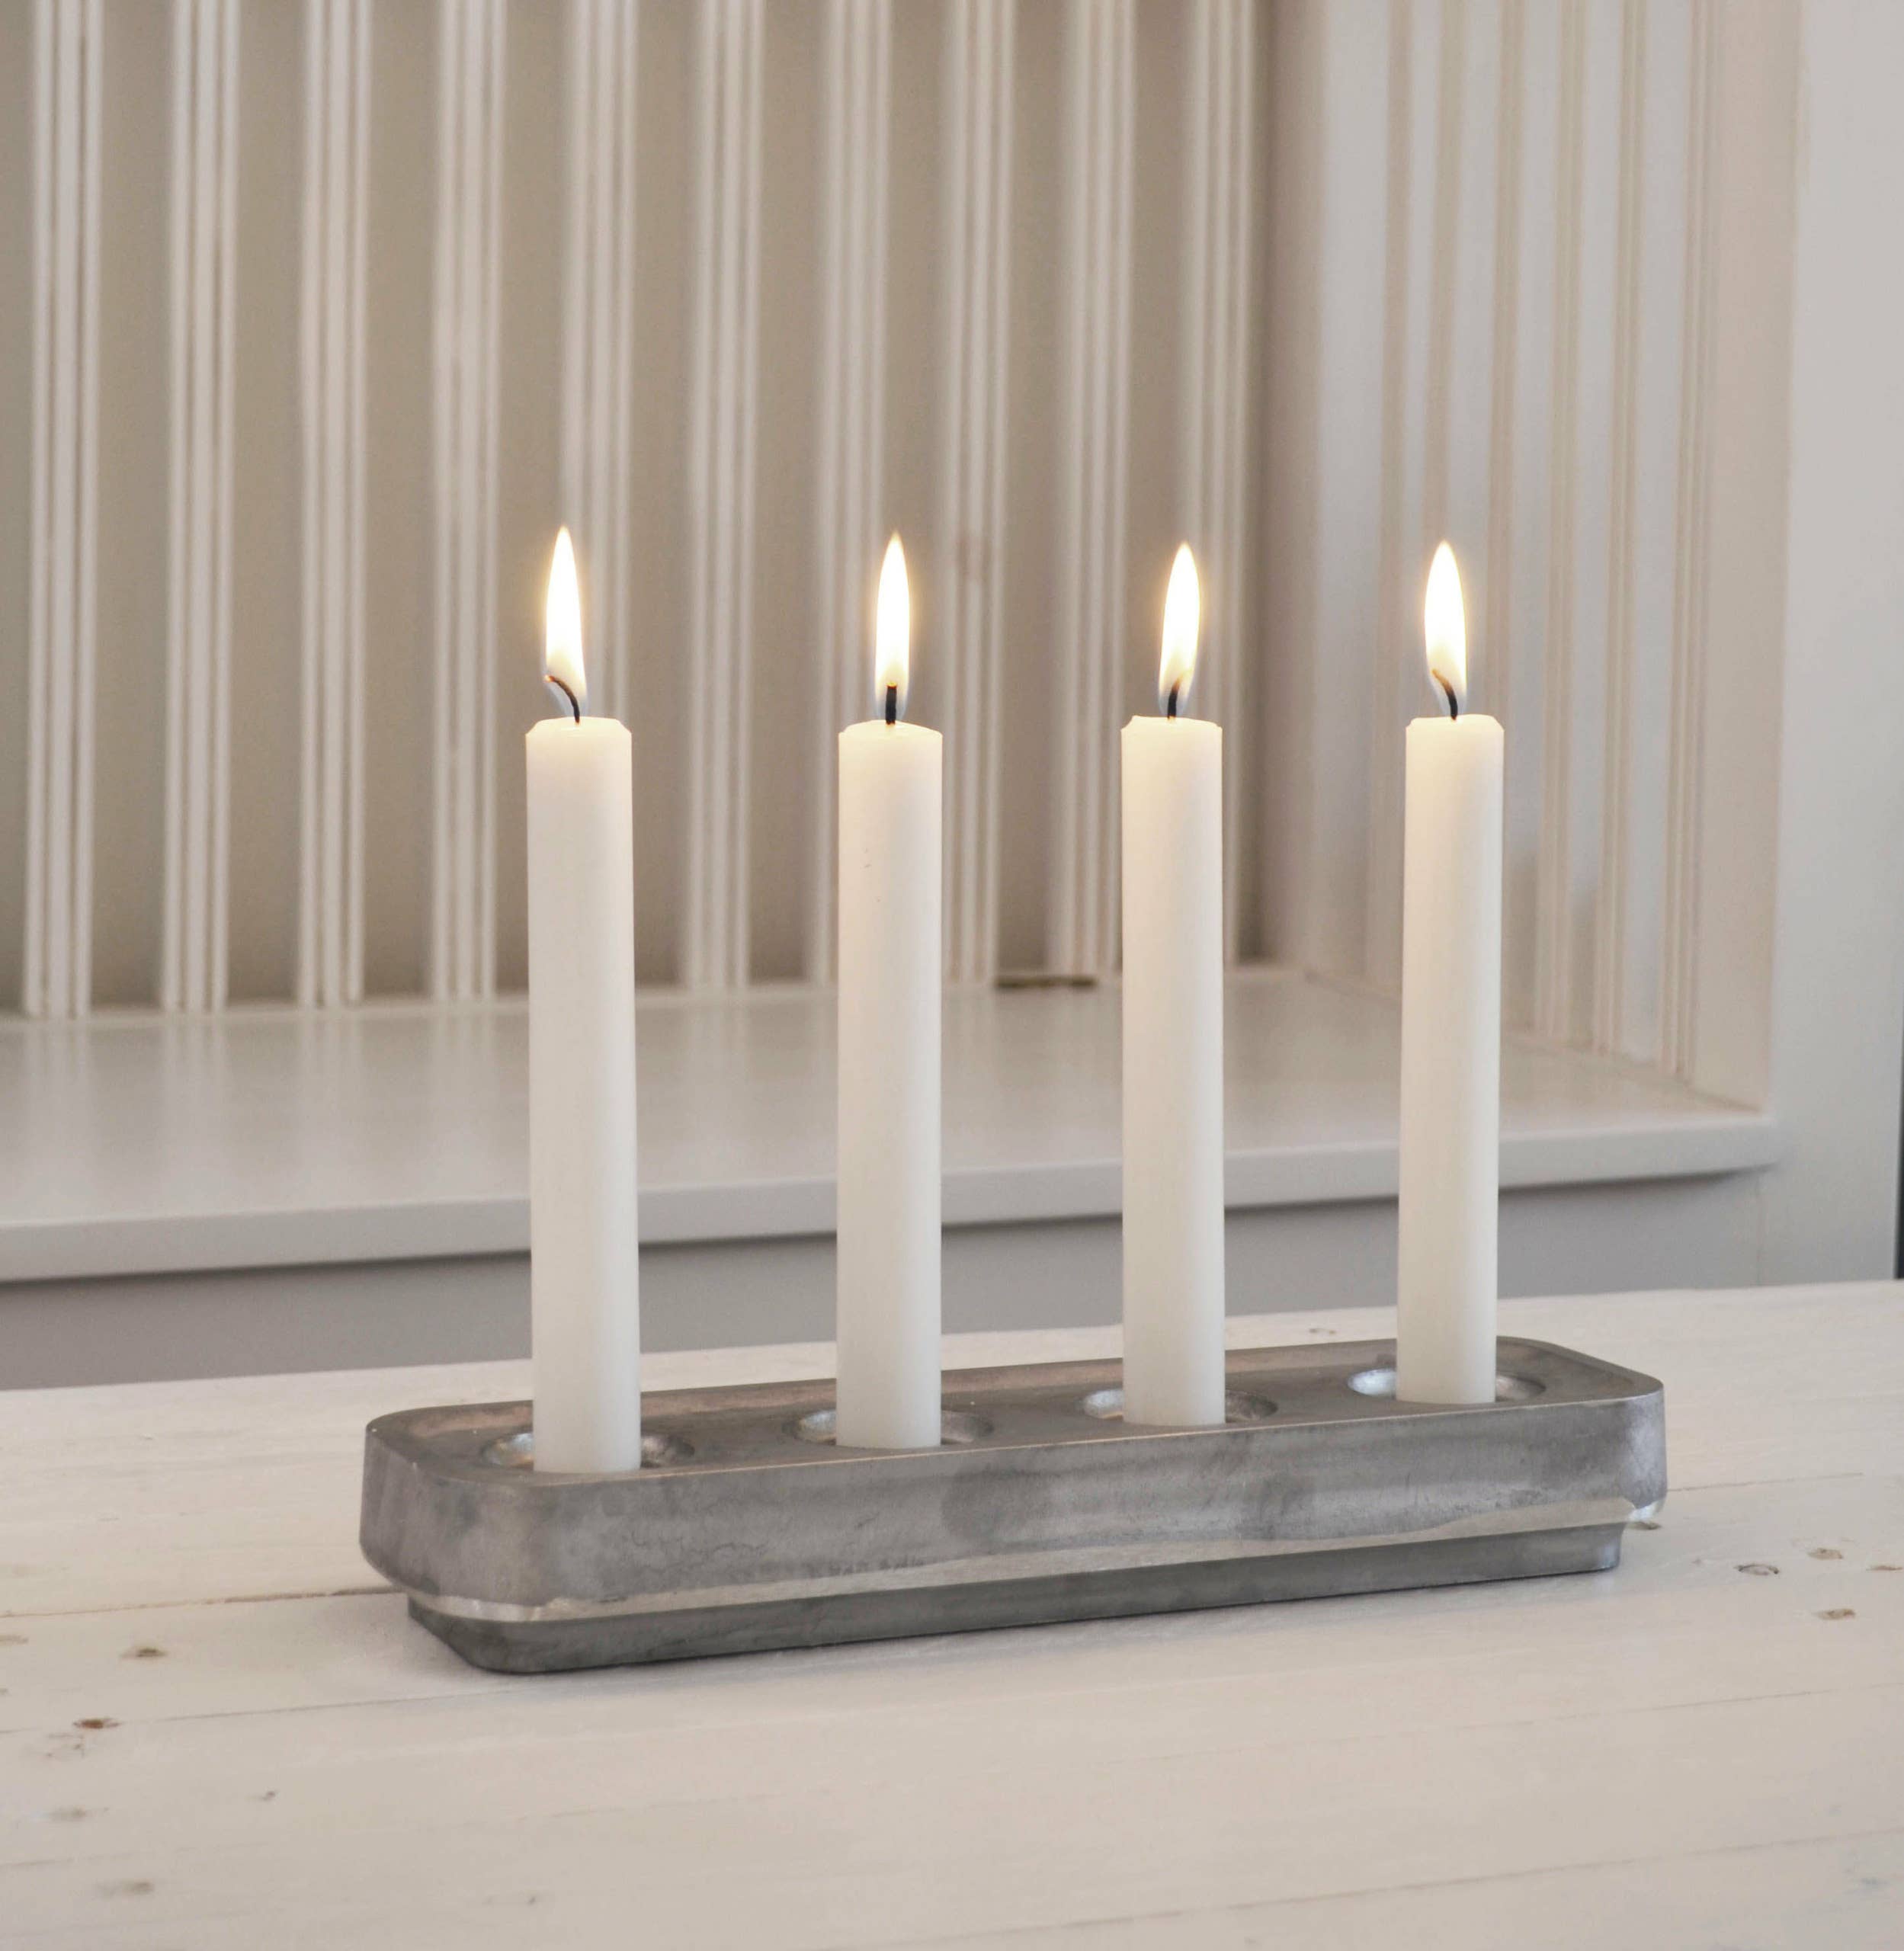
[
  {"x1": 527, "y1": 529, "x2": 643, "y2": 1472},
  {"x1": 1396, "y1": 543, "x2": 1504, "y2": 1405},
  {"x1": 1120, "y1": 545, "x2": 1226, "y2": 1428},
  {"x1": 835, "y1": 537, "x2": 943, "y2": 1450}
]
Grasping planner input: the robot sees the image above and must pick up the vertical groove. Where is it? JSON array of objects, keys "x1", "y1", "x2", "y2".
[
  {"x1": 1595, "y1": 0, "x2": 1646, "y2": 1054},
  {"x1": 72, "y1": 0, "x2": 100, "y2": 1016},
  {"x1": 1536, "y1": 0, "x2": 1587, "y2": 1041},
  {"x1": 163, "y1": 0, "x2": 193, "y2": 1008},
  {"x1": 1105, "y1": 1, "x2": 1133, "y2": 971},
  {"x1": 477, "y1": 0, "x2": 503, "y2": 1000},
  {"x1": 300, "y1": 0, "x2": 371, "y2": 1008},
  {"x1": 346, "y1": 0, "x2": 368, "y2": 1000},
  {"x1": 1421, "y1": 0, "x2": 1464, "y2": 546},
  {"x1": 24, "y1": 0, "x2": 53, "y2": 1018},
  {"x1": 976, "y1": 0, "x2": 1015, "y2": 988},
  {"x1": 1180, "y1": 0, "x2": 1253, "y2": 956},
  {"x1": 1483, "y1": 2, "x2": 1523, "y2": 736},
  {"x1": 430, "y1": 0, "x2": 505, "y2": 1001},
  {"x1": 210, "y1": 0, "x2": 236, "y2": 1009},
  {"x1": 1365, "y1": 0, "x2": 1415, "y2": 988},
  {"x1": 165, "y1": 0, "x2": 229, "y2": 1006},
  {"x1": 685, "y1": 0, "x2": 763, "y2": 992},
  {"x1": 1663, "y1": 0, "x2": 1719, "y2": 1079},
  {"x1": 1051, "y1": 0, "x2": 1133, "y2": 978},
  {"x1": 810, "y1": 0, "x2": 891, "y2": 984},
  {"x1": 26, "y1": 0, "x2": 101, "y2": 1019},
  {"x1": 560, "y1": 0, "x2": 639, "y2": 726},
  {"x1": 1484, "y1": 0, "x2": 1529, "y2": 1029},
  {"x1": 940, "y1": 0, "x2": 1015, "y2": 985}
]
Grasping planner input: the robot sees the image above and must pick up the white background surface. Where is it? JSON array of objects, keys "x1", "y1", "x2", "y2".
[{"x1": 1761, "y1": 0, "x2": 1904, "y2": 1283}]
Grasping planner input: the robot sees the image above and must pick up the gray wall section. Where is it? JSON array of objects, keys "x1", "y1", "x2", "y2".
[{"x1": 0, "y1": 1174, "x2": 1764, "y2": 1389}]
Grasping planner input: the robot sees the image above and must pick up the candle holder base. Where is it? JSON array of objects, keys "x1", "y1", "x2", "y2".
[{"x1": 360, "y1": 1337, "x2": 1665, "y2": 1674}]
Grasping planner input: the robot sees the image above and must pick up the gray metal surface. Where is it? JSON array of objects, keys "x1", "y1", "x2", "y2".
[{"x1": 361, "y1": 1338, "x2": 1666, "y2": 1673}]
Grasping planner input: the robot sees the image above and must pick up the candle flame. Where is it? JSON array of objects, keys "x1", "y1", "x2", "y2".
[
  {"x1": 544, "y1": 527, "x2": 586, "y2": 717},
  {"x1": 875, "y1": 533, "x2": 909, "y2": 722},
  {"x1": 1158, "y1": 543, "x2": 1200, "y2": 715},
  {"x1": 1423, "y1": 541, "x2": 1466, "y2": 715}
]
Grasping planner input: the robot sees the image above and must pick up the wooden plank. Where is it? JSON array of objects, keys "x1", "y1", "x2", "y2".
[
  {"x1": 909, "y1": 1833, "x2": 1904, "y2": 1950},
  {"x1": 5, "y1": 1286, "x2": 1903, "y2": 1616},
  {"x1": 2, "y1": 1683, "x2": 1898, "y2": 1944},
  {"x1": 0, "y1": 1469, "x2": 1896, "y2": 1740}
]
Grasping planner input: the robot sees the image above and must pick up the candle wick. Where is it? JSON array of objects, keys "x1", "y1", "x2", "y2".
[
  {"x1": 885, "y1": 683, "x2": 899, "y2": 727},
  {"x1": 1434, "y1": 674, "x2": 1460, "y2": 722},
  {"x1": 549, "y1": 675, "x2": 582, "y2": 724},
  {"x1": 1165, "y1": 682, "x2": 1181, "y2": 722}
]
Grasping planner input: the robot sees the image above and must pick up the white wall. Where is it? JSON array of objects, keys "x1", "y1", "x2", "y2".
[{"x1": 1759, "y1": 0, "x2": 1904, "y2": 1280}]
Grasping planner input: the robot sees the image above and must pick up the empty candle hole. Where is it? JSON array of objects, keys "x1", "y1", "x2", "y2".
[
  {"x1": 791, "y1": 1408, "x2": 993, "y2": 1448},
  {"x1": 482, "y1": 1429, "x2": 694, "y2": 1469},
  {"x1": 1079, "y1": 1389, "x2": 1277, "y2": 1426},
  {"x1": 1345, "y1": 1367, "x2": 1543, "y2": 1404}
]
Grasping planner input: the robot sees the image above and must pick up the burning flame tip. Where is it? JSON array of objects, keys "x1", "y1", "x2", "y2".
[
  {"x1": 544, "y1": 528, "x2": 586, "y2": 714},
  {"x1": 1158, "y1": 543, "x2": 1200, "y2": 713},
  {"x1": 875, "y1": 533, "x2": 911, "y2": 719},
  {"x1": 1423, "y1": 540, "x2": 1466, "y2": 713}
]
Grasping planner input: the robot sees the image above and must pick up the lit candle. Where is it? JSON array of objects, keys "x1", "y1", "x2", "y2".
[
  {"x1": 835, "y1": 537, "x2": 943, "y2": 1450},
  {"x1": 526, "y1": 529, "x2": 643, "y2": 1472},
  {"x1": 1120, "y1": 545, "x2": 1226, "y2": 1427},
  {"x1": 1396, "y1": 542, "x2": 1504, "y2": 1404}
]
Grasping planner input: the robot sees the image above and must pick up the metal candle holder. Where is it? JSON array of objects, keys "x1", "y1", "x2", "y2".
[{"x1": 361, "y1": 1336, "x2": 1665, "y2": 1674}]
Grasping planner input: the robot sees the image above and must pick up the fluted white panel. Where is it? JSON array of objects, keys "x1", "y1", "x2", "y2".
[
  {"x1": 1261, "y1": 0, "x2": 1776, "y2": 1084},
  {"x1": 24, "y1": 0, "x2": 101, "y2": 1022},
  {"x1": 1050, "y1": 0, "x2": 1133, "y2": 979},
  {"x1": 1364, "y1": 0, "x2": 1441, "y2": 992},
  {"x1": 1537, "y1": 0, "x2": 1625, "y2": 1046},
  {"x1": 1179, "y1": 0, "x2": 1252, "y2": 955},
  {"x1": 1661, "y1": 0, "x2": 1720, "y2": 1081},
  {"x1": 0, "y1": 0, "x2": 1796, "y2": 1072},
  {"x1": 939, "y1": 0, "x2": 1014, "y2": 986},
  {"x1": 809, "y1": 0, "x2": 889, "y2": 985},
  {"x1": 299, "y1": 0, "x2": 370, "y2": 1010},
  {"x1": 1439, "y1": 0, "x2": 1504, "y2": 649},
  {"x1": 684, "y1": 0, "x2": 762, "y2": 992},
  {"x1": 1593, "y1": 0, "x2": 1691, "y2": 1065},
  {"x1": 560, "y1": 0, "x2": 639, "y2": 726},
  {"x1": 1498, "y1": 0, "x2": 1551, "y2": 1033},
  {"x1": 1589, "y1": 0, "x2": 1640, "y2": 1056},
  {"x1": 430, "y1": 0, "x2": 505, "y2": 1003},
  {"x1": 163, "y1": 0, "x2": 239, "y2": 1015}
]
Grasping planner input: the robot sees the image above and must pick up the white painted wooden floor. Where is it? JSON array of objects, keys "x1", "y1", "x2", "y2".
[{"x1": 2, "y1": 1283, "x2": 1900, "y2": 1948}]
